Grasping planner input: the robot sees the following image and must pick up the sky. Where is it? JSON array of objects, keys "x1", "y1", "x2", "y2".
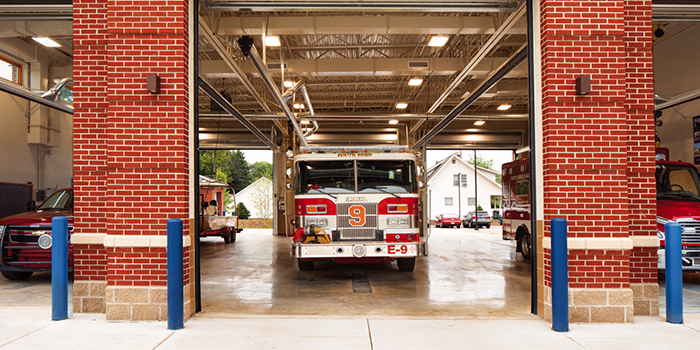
[{"x1": 242, "y1": 149, "x2": 514, "y2": 171}]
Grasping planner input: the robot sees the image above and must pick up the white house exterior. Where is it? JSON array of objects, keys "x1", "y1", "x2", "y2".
[
  {"x1": 231, "y1": 177, "x2": 273, "y2": 218},
  {"x1": 426, "y1": 153, "x2": 502, "y2": 222}
]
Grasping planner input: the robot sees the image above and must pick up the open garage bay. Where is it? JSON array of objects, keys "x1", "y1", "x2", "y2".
[{"x1": 199, "y1": 227, "x2": 533, "y2": 318}]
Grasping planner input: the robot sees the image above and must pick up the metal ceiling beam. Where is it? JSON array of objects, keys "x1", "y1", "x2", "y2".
[
  {"x1": 198, "y1": 16, "x2": 271, "y2": 112},
  {"x1": 653, "y1": 4, "x2": 700, "y2": 21},
  {"x1": 199, "y1": 112, "x2": 529, "y2": 120},
  {"x1": 427, "y1": 0, "x2": 526, "y2": 113},
  {"x1": 412, "y1": 43, "x2": 528, "y2": 150},
  {"x1": 211, "y1": 15, "x2": 525, "y2": 36},
  {"x1": 200, "y1": 56, "x2": 526, "y2": 77},
  {"x1": 0, "y1": 79, "x2": 73, "y2": 115},
  {"x1": 198, "y1": 76, "x2": 279, "y2": 152},
  {"x1": 201, "y1": 1, "x2": 519, "y2": 12},
  {"x1": 238, "y1": 36, "x2": 309, "y2": 147},
  {"x1": 655, "y1": 88, "x2": 700, "y2": 111}
]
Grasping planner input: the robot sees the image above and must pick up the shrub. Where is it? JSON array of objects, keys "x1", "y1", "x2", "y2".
[{"x1": 236, "y1": 202, "x2": 251, "y2": 220}]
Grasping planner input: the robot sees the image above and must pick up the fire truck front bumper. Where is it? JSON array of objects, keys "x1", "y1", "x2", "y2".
[{"x1": 291, "y1": 240, "x2": 427, "y2": 259}]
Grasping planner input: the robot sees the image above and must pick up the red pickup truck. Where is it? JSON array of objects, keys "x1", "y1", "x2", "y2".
[
  {"x1": 0, "y1": 188, "x2": 73, "y2": 280},
  {"x1": 655, "y1": 159, "x2": 700, "y2": 270}
]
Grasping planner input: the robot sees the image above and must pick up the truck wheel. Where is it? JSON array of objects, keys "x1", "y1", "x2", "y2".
[
  {"x1": 223, "y1": 229, "x2": 231, "y2": 244},
  {"x1": 230, "y1": 228, "x2": 237, "y2": 243},
  {"x1": 520, "y1": 233, "x2": 531, "y2": 260},
  {"x1": 298, "y1": 259, "x2": 314, "y2": 271},
  {"x1": 1, "y1": 270, "x2": 33, "y2": 280},
  {"x1": 486, "y1": 224, "x2": 491, "y2": 229},
  {"x1": 397, "y1": 257, "x2": 416, "y2": 272}
]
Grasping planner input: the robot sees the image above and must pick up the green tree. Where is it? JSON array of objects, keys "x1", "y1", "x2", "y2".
[
  {"x1": 199, "y1": 150, "x2": 252, "y2": 192},
  {"x1": 250, "y1": 161, "x2": 273, "y2": 181},
  {"x1": 236, "y1": 202, "x2": 251, "y2": 220},
  {"x1": 466, "y1": 155, "x2": 494, "y2": 170}
]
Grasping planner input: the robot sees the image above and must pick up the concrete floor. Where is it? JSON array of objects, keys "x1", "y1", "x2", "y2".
[
  {"x1": 199, "y1": 227, "x2": 533, "y2": 318},
  {"x1": 2, "y1": 227, "x2": 699, "y2": 319}
]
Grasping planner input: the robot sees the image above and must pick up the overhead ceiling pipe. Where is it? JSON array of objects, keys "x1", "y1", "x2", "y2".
[
  {"x1": 41, "y1": 78, "x2": 72, "y2": 101},
  {"x1": 427, "y1": 1, "x2": 526, "y2": 114},
  {"x1": 202, "y1": 1, "x2": 518, "y2": 12},
  {"x1": 0, "y1": 79, "x2": 73, "y2": 115},
  {"x1": 198, "y1": 76, "x2": 279, "y2": 152},
  {"x1": 238, "y1": 36, "x2": 309, "y2": 148},
  {"x1": 199, "y1": 16, "x2": 271, "y2": 112},
  {"x1": 412, "y1": 43, "x2": 528, "y2": 150}
]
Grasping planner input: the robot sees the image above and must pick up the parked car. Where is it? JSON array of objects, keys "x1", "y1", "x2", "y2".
[
  {"x1": 436, "y1": 213, "x2": 461, "y2": 228},
  {"x1": 463, "y1": 211, "x2": 491, "y2": 228},
  {"x1": 0, "y1": 188, "x2": 74, "y2": 280}
]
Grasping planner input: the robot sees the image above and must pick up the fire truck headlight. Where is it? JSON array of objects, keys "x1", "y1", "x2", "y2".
[
  {"x1": 657, "y1": 230, "x2": 665, "y2": 240},
  {"x1": 418, "y1": 181, "x2": 424, "y2": 188},
  {"x1": 306, "y1": 218, "x2": 328, "y2": 227},
  {"x1": 387, "y1": 216, "x2": 410, "y2": 227},
  {"x1": 285, "y1": 168, "x2": 292, "y2": 178}
]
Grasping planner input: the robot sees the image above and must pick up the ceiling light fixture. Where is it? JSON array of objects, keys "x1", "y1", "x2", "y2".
[
  {"x1": 32, "y1": 37, "x2": 61, "y2": 48},
  {"x1": 300, "y1": 120, "x2": 310, "y2": 125},
  {"x1": 283, "y1": 81, "x2": 294, "y2": 88},
  {"x1": 396, "y1": 102, "x2": 408, "y2": 109},
  {"x1": 428, "y1": 36, "x2": 449, "y2": 47},
  {"x1": 408, "y1": 78, "x2": 423, "y2": 86},
  {"x1": 264, "y1": 36, "x2": 281, "y2": 47},
  {"x1": 497, "y1": 104, "x2": 512, "y2": 111},
  {"x1": 473, "y1": 120, "x2": 486, "y2": 126},
  {"x1": 293, "y1": 103, "x2": 305, "y2": 109},
  {"x1": 389, "y1": 119, "x2": 399, "y2": 125}
]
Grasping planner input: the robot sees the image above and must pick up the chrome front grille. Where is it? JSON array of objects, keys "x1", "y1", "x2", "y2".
[
  {"x1": 678, "y1": 220, "x2": 700, "y2": 245},
  {"x1": 337, "y1": 203, "x2": 378, "y2": 239}
]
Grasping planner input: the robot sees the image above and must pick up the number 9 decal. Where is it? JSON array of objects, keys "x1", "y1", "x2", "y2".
[{"x1": 348, "y1": 205, "x2": 366, "y2": 226}]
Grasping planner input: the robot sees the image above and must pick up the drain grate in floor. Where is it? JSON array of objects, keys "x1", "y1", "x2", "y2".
[{"x1": 351, "y1": 269, "x2": 372, "y2": 294}]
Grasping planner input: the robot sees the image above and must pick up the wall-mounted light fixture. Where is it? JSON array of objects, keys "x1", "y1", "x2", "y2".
[
  {"x1": 147, "y1": 74, "x2": 160, "y2": 94},
  {"x1": 576, "y1": 76, "x2": 591, "y2": 95}
]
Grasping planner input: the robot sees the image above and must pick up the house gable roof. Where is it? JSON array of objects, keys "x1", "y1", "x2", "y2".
[
  {"x1": 426, "y1": 153, "x2": 501, "y2": 188},
  {"x1": 237, "y1": 177, "x2": 273, "y2": 198}
]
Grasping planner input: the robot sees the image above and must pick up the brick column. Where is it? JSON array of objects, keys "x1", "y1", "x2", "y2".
[
  {"x1": 73, "y1": 0, "x2": 192, "y2": 321},
  {"x1": 624, "y1": 0, "x2": 658, "y2": 316},
  {"x1": 72, "y1": 0, "x2": 110, "y2": 314},
  {"x1": 540, "y1": 0, "x2": 637, "y2": 323}
]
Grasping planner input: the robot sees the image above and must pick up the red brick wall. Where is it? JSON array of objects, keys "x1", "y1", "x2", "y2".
[
  {"x1": 73, "y1": 0, "x2": 109, "y2": 282},
  {"x1": 623, "y1": 1, "x2": 657, "y2": 284},
  {"x1": 73, "y1": 0, "x2": 191, "y2": 288},
  {"x1": 540, "y1": 0, "x2": 653, "y2": 288}
]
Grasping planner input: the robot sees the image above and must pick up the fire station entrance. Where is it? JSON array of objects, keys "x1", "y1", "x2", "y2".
[{"x1": 194, "y1": 0, "x2": 539, "y2": 318}]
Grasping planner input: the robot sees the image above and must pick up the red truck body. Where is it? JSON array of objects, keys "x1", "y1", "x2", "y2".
[
  {"x1": 501, "y1": 158, "x2": 531, "y2": 259},
  {"x1": 655, "y1": 159, "x2": 700, "y2": 270},
  {"x1": 0, "y1": 188, "x2": 74, "y2": 280}
]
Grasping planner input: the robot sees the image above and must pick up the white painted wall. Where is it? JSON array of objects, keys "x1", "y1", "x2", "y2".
[
  {"x1": 0, "y1": 39, "x2": 73, "y2": 201},
  {"x1": 231, "y1": 177, "x2": 274, "y2": 218},
  {"x1": 427, "y1": 155, "x2": 501, "y2": 221},
  {"x1": 654, "y1": 23, "x2": 700, "y2": 164}
]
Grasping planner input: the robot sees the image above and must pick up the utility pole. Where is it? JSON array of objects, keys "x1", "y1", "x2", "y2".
[{"x1": 474, "y1": 149, "x2": 478, "y2": 231}]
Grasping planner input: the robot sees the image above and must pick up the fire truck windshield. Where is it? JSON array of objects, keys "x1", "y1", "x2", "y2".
[
  {"x1": 656, "y1": 163, "x2": 700, "y2": 201},
  {"x1": 295, "y1": 160, "x2": 417, "y2": 194}
]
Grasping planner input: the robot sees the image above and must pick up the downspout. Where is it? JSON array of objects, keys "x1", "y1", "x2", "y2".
[{"x1": 237, "y1": 36, "x2": 309, "y2": 148}]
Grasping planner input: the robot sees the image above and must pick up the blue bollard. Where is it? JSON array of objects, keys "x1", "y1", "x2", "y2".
[
  {"x1": 665, "y1": 222, "x2": 683, "y2": 324},
  {"x1": 51, "y1": 216, "x2": 68, "y2": 321},
  {"x1": 167, "y1": 219, "x2": 184, "y2": 330},
  {"x1": 551, "y1": 217, "x2": 569, "y2": 332}
]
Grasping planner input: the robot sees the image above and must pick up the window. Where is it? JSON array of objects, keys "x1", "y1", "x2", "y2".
[
  {"x1": 445, "y1": 197, "x2": 453, "y2": 206},
  {"x1": 453, "y1": 174, "x2": 459, "y2": 186},
  {"x1": 467, "y1": 197, "x2": 476, "y2": 206},
  {"x1": 0, "y1": 56, "x2": 22, "y2": 84},
  {"x1": 461, "y1": 174, "x2": 467, "y2": 186},
  {"x1": 490, "y1": 195, "x2": 502, "y2": 209}
]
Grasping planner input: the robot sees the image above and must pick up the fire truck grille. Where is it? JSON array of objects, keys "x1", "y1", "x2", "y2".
[
  {"x1": 337, "y1": 203, "x2": 378, "y2": 240},
  {"x1": 678, "y1": 220, "x2": 700, "y2": 246}
]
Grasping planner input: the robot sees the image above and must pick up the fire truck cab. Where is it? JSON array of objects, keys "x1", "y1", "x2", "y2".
[{"x1": 290, "y1": 146, "x2": 427, "y2": 271}]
